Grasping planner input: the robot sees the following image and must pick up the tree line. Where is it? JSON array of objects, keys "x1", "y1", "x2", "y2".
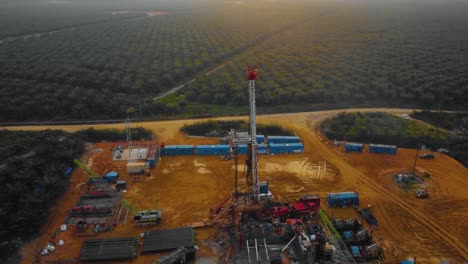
[
  {"x1": 0, "y1": 127, "x2": 153, "y2": 263},
  {"x1": 320, "y1": 112, "x2": 467, "y2": 167}
]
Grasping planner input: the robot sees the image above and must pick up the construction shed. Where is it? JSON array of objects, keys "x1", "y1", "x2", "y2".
[
  {"x1": 256, "y1": 135, "x2": 265, "y2": 144},
  {"x1": 141, "y1": 227, "x2": 194, "y2": 254},
  {"x1": 80, "y1": 237, "x2": 138, "y2": 261},
  {"x1": 368, "y1": 144, "x2": 397, "y2": 155},
  {"x1": 344, "y1": 143, "x2": 364, "y2": 153},
  {"x1": 257, "y1": 144, "x2": 268, "y2": 154},
  {"x1": 234, "y1": 144, "x2": 248, "y2": 155},
  {"x1": 126, "y1": 162, "x2": 149, "y2": 174},
  {"x1": 103, "y1": 172, "x2": 119, "y2": 183},
  {"x1": 196, "y1": 145, "x2": 230, "y2": 156},
  {"x1": 267, "y1": 135, "x2": 301, "y2": 144},
  {"x1": 326, "y1": 192, "x2": 359, "y2": 208},
  {"x1": 161, "y1": 145, "x2": 195, "y2": 156}
]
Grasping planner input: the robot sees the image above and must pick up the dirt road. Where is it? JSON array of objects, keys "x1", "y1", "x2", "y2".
[{"x1": 14, "y1": 108, "x2": 468, "y2": 263}]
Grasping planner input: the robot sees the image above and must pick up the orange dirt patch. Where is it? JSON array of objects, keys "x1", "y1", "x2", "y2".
[{"x1": 13, "y1": 108, "x2": 468, "y2": 263}]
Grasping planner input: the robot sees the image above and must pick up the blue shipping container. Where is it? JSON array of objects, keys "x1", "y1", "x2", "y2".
[
  {"x1": 257, "y1": 144, "x2": 268, "y2": 154},
  {"x1": 368, "y1": 144, "x2": 397, "y2": 155},
  {"x1": 161, "y1": 145, "x2": 195, "y2": 156},
  {"x1": 196, "y1": 145, "x2": 231, "y2": 156},
  {"x1": 256, "y1": 135, "x2": 265, "y2": 144},
  {"x1": 267, "y1": 136, "x2": 301, "y2": 144},
  {"x1": 287, "y1": 143, "x2": 304, "y2": 154},
  {"x1": 233, "y1": 144, "x2": 248, "y2": 155},
  {"x1": 269, "y1": 143, "x2": 304, "y2": 154},
  {"x1": 269, "y1": 143, "x2": 288, "y2": 154},
  {"x1": 344, "y1": 142, "x2": 364, "y2": 153},
  {"x1": 326, "y1": 192, "x2": 359, "y2": 208}
]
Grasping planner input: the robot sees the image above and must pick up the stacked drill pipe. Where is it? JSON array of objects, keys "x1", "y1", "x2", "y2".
[
  {"x1": 80, "y1": 237, "x2": 138, "y2": 261},
  {"x1": 141, "y1": 227, "x2": 194, "y2": 254}
]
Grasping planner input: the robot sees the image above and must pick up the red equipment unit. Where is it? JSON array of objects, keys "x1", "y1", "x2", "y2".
[
  {"x1": 247, "y1": 65, "x2": 257, "y2": 80},
  {"x1": 270, "y1": 206, "x2": 290, "y2": 217}
]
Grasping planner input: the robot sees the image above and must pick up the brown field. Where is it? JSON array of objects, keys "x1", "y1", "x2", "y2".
[{"x1": 11, "y1": 108, "x2": 467, "y2": 264}]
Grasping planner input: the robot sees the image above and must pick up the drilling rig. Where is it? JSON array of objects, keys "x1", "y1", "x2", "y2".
[{"x1": 247, "y1": 65, "x2": 260, "y2": 203}]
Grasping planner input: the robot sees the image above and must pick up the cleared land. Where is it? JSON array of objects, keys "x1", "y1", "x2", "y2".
[{"x1": 13, "y1": 108, "x2": 468, "y2": 263}]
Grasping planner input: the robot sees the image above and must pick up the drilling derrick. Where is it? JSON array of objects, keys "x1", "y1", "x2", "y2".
[{"x1": 247, "y1": 65, "x2": 260, "y2": 202}]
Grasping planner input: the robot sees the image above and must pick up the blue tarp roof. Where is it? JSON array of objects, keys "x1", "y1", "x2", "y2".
[
  {"x1": 164, "y1": 145, "x2": 194, "y2": 149},
  {"x1": 197, "y1": 145, "x2": 230, "y2": 149},
  {"x1": 327, "y1": 192, "x2": 359, "y2": 199},
  {"x1": 106, "y1": 172, "x2": 118, "y2": 177}
]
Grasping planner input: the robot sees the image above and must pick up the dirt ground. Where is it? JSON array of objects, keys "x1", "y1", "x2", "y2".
[{"x1": 12, "y1": 108, "x2": 468, "y2": 264}]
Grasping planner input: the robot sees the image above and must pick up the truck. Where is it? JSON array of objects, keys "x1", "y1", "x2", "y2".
[
  {"x1": 416, "y1": 188, "x2": 429, "y2": 199},
  {"x1": 134, "y1": 209, "x2": 162, "y2": 226}
]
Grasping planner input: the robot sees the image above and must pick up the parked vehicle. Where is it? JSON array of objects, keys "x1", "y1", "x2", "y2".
[
  {"x1": 356, "y1": 205, "x2": 378, "y2": 226},
  {"x1": 419, "y1": 153, "x2": 435, "y2": 160},
  {"x1": 134, "y1": 209, "x2": 162, "y2": 224},
  {"x1": 416, "y1": 189, "x2": 429, "y2": 199}
]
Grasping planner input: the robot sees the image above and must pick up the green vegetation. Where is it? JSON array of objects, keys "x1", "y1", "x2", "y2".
[
  {"x1": 180, "y1": 120, "x2": 293, "y2": 137},
  {"x1": 0, "y1": 0, "x2": 467, "y2": 122},
  {"x1": 320, "y1": 112, "x2": 467, "y2": 167},
  {"x1": 0, "y1": 127, "x2": 154, "y2": 263},
  {"x1": 409, "y1": 110, "x2": 468, "y2": 167},
  {"x1": 410, "y1": 110, "x2": 468, "y2": 131}
]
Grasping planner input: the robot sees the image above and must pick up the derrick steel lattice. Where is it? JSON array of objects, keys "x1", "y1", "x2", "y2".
[{"x1": 247, "y1": 65, "x2": 260, "y2": 202}]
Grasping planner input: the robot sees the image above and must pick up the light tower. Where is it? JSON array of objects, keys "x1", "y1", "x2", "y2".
[
  {"x1": 126, "y1": 107, "x2": 135, "y2": 158},
  {"x1": 247, "y1": 65, "x2": 260, "y2": 202}
]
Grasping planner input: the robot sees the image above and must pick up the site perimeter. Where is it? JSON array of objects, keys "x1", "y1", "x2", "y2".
[{"x1": 16, "y1": 109, "x2": 468, "y2": 264}]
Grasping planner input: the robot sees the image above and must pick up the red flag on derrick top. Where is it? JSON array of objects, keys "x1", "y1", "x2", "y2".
[{"x1": 247, "y1": 65, "x2": 257, "y2": 80}]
